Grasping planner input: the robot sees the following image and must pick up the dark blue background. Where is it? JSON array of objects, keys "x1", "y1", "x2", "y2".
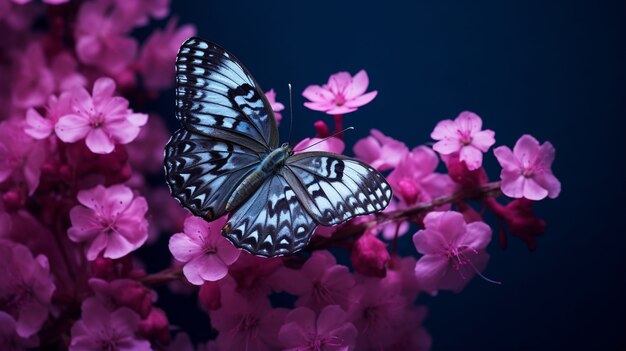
[{"x1": 166, "y1": 1, "x2": 626, "y2": 349}]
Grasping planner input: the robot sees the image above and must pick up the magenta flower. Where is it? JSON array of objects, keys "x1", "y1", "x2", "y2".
[
  {"x1": 0, "y1": 120, "x2": 46, "y2": 195},
  {"x1": 211, "y1": 292, "x2": 287, "y2": 351},
  {"x1": 430, "y1": 111, "x2": 496, "y2": 170},
  {"x1": 70, "y1": 298, "x2": 151, "y2": 351},
  {"x1": 413, "y1": 211, "x2": 492, "y2": 293},
  {"x1": 493, "y1": 134, "x2": 561, "y2": 201},
  {"x1": 11, "y1": 43, "x2": 54, "y2": 109},
  {"x1": 274, "y1": 251, "x2": 355, "y2": 312},
  {"x1": 353, "y1": 129, "x2": 408, "y2": 171},
  {"x1": 138, "y1": 18, "x2": 196, "y2": 90},
  {"x1": 303, "y1": 70, "x2": 377, "y2": 115},
  {"x1": 265, "y1": 89, "x2": 285, "y2": 125},
  {"x1": 0, "y1": 312, "x2": 38, "y2": 351},
  {"x1": 0, "y1": 240, "x2": 55, "y2": 338},
  {"x1": 168, "y1": 215, "x2": 241, "y2": 285},
  {"x1": 67, "y1": 184, "x2": 149, "y2": 260},
  {"x1": 279, "y1": 305, "x2": 358, "y2": 351},
  {"x1": 55, "y1": 77, "x2": 148, "y2": 154},
  {"x1": 294, "y1": 136, "x2": 345, "y2": 154},
  {"x1": 25, "y1": 93, "x2": 72, "y2": 140},
  {"x1": 351, "y1": 233, "x2": 390, "y2": 278}
]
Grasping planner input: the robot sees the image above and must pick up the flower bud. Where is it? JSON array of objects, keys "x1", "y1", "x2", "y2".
[
  {"x1": 199, "y1": 281, "x2": 221, "y2": 311},
  {"x1": 442, "y1": 153, "x2": 487, "y2": 188},
  {"x1": 138, "y1": 308, "x2": 170, "y2": 344},
  {"x1": 351, "y1": 234, "x2": 390, "y2": 278}
]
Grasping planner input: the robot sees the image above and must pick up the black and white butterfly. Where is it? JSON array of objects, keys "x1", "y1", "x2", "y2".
[{"x1": 164, "y1": 37, "x2": 392, "y2": 257}]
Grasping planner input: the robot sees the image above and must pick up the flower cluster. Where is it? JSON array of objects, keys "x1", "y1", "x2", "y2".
[{"x1": 0, "y1": 1, "x2": 560, "y2": 350}]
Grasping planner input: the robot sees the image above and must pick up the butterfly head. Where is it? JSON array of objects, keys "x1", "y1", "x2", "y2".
[{"x1": 281, "y1": 142, "x2": 293, "y2": 156}]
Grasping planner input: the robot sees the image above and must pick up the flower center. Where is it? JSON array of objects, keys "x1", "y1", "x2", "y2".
[
  {"x1": 238, "y1": 314, "x2": 260, "y2": 332},
  {"x1": 334, "y1": 94, "x2": 346, "y2": 106},
  {"x1": 90, "y1": 112, "x2": 105, "y2": 128},
  {"x1": 457, "y1": 130, "x2": 473, "y2": 145},
  {"x1": 312, "y1": 281, "x2": 332, "y2": 304}
]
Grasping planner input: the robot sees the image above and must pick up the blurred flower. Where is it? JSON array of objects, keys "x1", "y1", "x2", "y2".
[
  {"x1": 138, "y1": 308, "x2": 170, "y2": 345},
  {"x1": 168, "y1": 215, "x2": 240, "y2": 285},
  {"x1": 0, "y1": 311, "x2": 38, "y2": 350},
  {"x1": 67, "y1": 184, "x2": 149, "y2": 260},
  {"x1": 113, "y1": 0, "x2": 170, "y2": 27},
  {"x1": 351, "y1": 233, "x2": 390, "y2": 278},
  {"x1": 11, "y1": 43, "x2": 54, "y2": 109},
  {"x1": 55, "y1": 77, "x2": 148, "y2": 154},
  {"x1": 0, "y1": 240, "x2": 55, "y2": 338},
  {"x1": 211, "y1": 292, "x2": 287, "y2": 351},
  {"x1": 431, "y1": 111, "x2": 495, "y2": 170},
  {"x1": 413, "y1": 211, "x2": 491, "y2": 293},
  {"x1": 265, "y1": 89, "x2": 285, "y2": 125},
  {"x1": 89, "y1": 278, "x2": 153, "y2": 318},
  {"x1": 0, "y1": 120, "x2": 46, "y2": 195},
  {"x1": 303, "y1": 70, "x2": 377, "y2": 115},
  {"x1": 274, "y1": 251, "x2": 355, "y2": 312},
  {"x1": 70, "y1": 298, "x2": 151, "y2": 351},
  {"x1": 279, "y1": 305, "x2": 357, "y2": 351},
  {"x1": 138, "y1": 18, "x2": 195, "y2": 90},
  {"x1": 494, "y1": 134, "x2": 561, "y2": 200},
  {"x1": 353, "y1": 129, "x2": 408, "y2": 171},
  {"x1": 293, "y1": 136, "x2": 344, "y2": 154},
  {"x1": 126, "y1": 116, "x2": 171, "y2": 174}
]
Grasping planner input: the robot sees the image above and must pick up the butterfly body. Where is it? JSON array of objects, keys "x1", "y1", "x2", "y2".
[{"x1": 165, "y1": 37, "x2": 392, "y2": 257}]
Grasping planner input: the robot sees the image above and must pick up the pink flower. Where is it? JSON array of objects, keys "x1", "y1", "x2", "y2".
[
  {"x1": 211, "y1": 292, "x2": 287, "y2": 351},
  {"x1": 431, "y1": 111, "x2": 496, "y2": 170},
  {"x1": 372, "y1": 200, "x2": 410, "y2": 240},
  {"x1": 138, "y1": 18, "x2": 195, "y2": 90},
  {"x1": 55, "y1": 77, "x2": 148, "y2": 154},
  {"x1": 126, "y1": 116, "x2": 171, "y2": 175},
  {"x1": 279, "y1": 305, "x2": 358, "y2": 351},
  {"x1": 50, "y1": 51, "x2": 87, "y2": 91},
  {"x1": 0, "y1": 120, "x2": 46, "y2": 195},
  {"x1": 0, "y1": 312, "x2": 38, "y2": 351},
  {"x1": 112, "y1": 0, "x2": 170, "y2": 27},
  {"x1": 387, "y1": 146, "x2": 456, "y2": 206},
  {"x1": 413, "y1": 211, "x2": 492, "y2": 293},
  {"x1": 70, "y1": 298, "x2": 151, "y2": 351},
  {"x1": 294, "y1": 136, "x2": 344, "y2": 154},
  {"x1": 74, "y1": 1, "x2": 138, "y2": 74},
  {"x1": 493, "y1": 134, "x2": 561, "y2": 201},
  {"x1": 11, "y1": 43, "x2": 54, "y2": 109},
  {"x1": 351, "y1": 233, "x2": 390, "y2": 278},
  {"x1": 303, "y1": 70, "x2": 377, "y2": 115},
  {"x1": 274, "y1": 251, "x2": 355, "y2": 312},
  {"x1": 25, "y1": 92, "x2": 72, "y2": 140},
  {"x1": 89, "y1": 278, "x2": 153, "y2": 318},
  {"x1": 265, "y1": 89, "x2": 285, "y2": 125},
  {"x1": 168, "y1": 215, "x2": 240, "y2": 285},
  {"x1": 353, "y1": 129, "x2": 408, "y2": 171},
  {"x1": 0, "y1": 240, "x2": 55, "y2": 338},
  {"x1": 67, "y1": 184, "x2": 149, "y2": 260}
]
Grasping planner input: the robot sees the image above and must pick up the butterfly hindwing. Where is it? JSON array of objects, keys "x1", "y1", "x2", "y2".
[
  {"x1": 164, "y1": 129, "x2": 261, "y2": 220},
  {"x1": 283, "y1": 152, "x2": 392, "y2": 226},
  {"x1": 222, "y1": 174, "x2": 316, "y2": 257},
  {"x1": 176, "y1": 37, "x2": 279, "y2": 151}
]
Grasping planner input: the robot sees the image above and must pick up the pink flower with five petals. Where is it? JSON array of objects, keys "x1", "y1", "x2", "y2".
[
  {"x1": 303, "y1": 70, "x2": 377, "y2": 115},
  {"x1": 55, "y1": 77, "x2": 148, "y2": 154},
  {"x1": 67, "y1": 184, "x2": 149, "y2": 260},
  {"x1": 168, "y1": 215, "x2": 240, "y2": 285},
  {"x1": 431, "y1": 111, "x2": 496, "y2": 170},
  {"x1": 493, "y1": 134, "x2": 561, "y2": 201}
]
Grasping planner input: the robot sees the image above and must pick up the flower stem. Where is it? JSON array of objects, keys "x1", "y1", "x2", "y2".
[
  {"x1": 333, "y1": 114, "x2": 344, "y2": 139},
  {"x1": 139, "y1": 266, "x2": 184, "y2": 287}
]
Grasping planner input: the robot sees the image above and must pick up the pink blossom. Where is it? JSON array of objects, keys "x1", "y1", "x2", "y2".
[
  {"x1": 493, "y1": 134, "x2": 561, "y2": 201},
  {"x1": 265, "y1": 89, "x2": 285, "y2": 125},
  {"x1": 168, "y1": 215, "x2": 240, "y2": 285},
  {"x1": 372, "y1": 200, "x2": 410, "y2": 240},
  {"x1": 0, "y1": 312, "x2": 38, "y2": 351},
  {"x1": 70, "y1": 298, "x2": 151, "y2": 351},
  {"x1": 138, "y1": 18, "x2": 195, "y2": 90},
  {"x1": 353, "y1": 129, "x2": 408, "y2": 171},
  {"x1": 226, "y1": 252, "x2": 284, "y2": 298},
  {"x1": 137, "y1": 307, "x2": 170, "y2": 345},
  {"x1": 279, "y1": 305, "x2": 358, "y2": 351},
  {"x1": 11, "y1": 43, "x2": 54, "y2": 109},
  {"x1": 74, "y1": 1, "x2": 138, "y2": 74},
  {"x1": 0, "y1": 240, "x2": 55, "y2": 338},
  {"x1": 25, "y1": 92, "x2": 72, "y2": 140},
  {"x1": 386, "y1": 306, "x2": 431, "y2": 351},
  {"x1": 55, "y1": 77, "x2": 148, "y2": 154},
  {"x1": 67, "y1": 184, "x2": 149, "y2": 260},
  {"x1": 274, "y1": 251, "x2": 355, "y2": 312},
  {"x1": 89, "y1": 278, "x2": 153, "y2": 318},
  {"x1": 303, "y1": 70, "x2": 377, "y2": 115},
  {"x1": 351, "y1": 233, "x2": 390, "y2": 278},
  {"x1": 211, "y1": 292, "x2": 287, "y2": 351},
  {"x1": 0, "y1": 120, "x2": 46, "y2": 195},
  {"x1": 294, "y1": 136, "x2": 344, "y2": 154},
  {"x1": 50, "y1": 52, "x2": 87, "y2": 91},
  {"x1": 431, "y1": 111, "x2": 496, "y2": 170},
  {"x1": 113, "y1": 0, "x2": 170, "y2": 27},
  {"x1": 387, "y1": 146, "x2": 456, "y2": 206},
  {"x1": 126, "y1": 116, "x2": 171, "y2": 175},
  {"x1": 413, "y1": 211, "x2": 492, "y2": 293}
]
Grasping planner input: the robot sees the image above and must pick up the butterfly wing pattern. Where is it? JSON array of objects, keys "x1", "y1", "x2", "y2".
[{"x1": 165, "y1": 36, "x2": 392, "y2": 257}]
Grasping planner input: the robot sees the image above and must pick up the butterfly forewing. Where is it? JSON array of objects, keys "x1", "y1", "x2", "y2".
[
  {"x1": 164, "y1": 129, "x2": 261, "y2": 220},
  {"x1": 176, "y1": 37, "x2": 279, "y2": 151},
  {"x1": 222, "y1": 175, "x2": 316, "y2": 257},
  {"x1": 283, "y1": 152, "x2": 392, "y2": 226}
]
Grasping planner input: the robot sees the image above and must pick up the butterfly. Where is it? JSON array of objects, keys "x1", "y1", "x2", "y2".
[{"x1": 164, "y1": 37, "x2": 392, "y2": 257}]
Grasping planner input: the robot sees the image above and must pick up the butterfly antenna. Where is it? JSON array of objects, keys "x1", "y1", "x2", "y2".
[
  {"x1": 287, "y1": 83, "x2": 294, "y2": 145},
  {"x1": 298, "y1": 127, "x2": 355, "y2": 151}
]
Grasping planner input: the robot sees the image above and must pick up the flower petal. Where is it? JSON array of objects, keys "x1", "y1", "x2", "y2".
[{"x1": 85, "y1": 128, "x2": 115, "y2": 154}]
